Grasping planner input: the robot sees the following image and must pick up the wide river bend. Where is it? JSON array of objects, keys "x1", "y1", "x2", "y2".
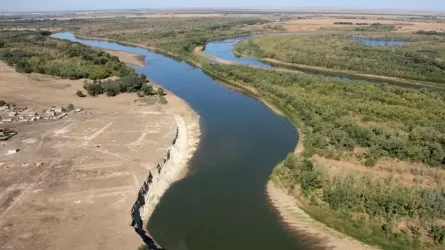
[{"x1": 52, "y1": 32, "x2": 311, "y2": 250}]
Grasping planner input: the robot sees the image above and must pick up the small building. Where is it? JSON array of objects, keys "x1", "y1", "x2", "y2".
[
  {"x1": 7, "y1": 149, "x2": 20, "y2": 154},
  {"x1": 2, "y1": 118, "x2": 13, "y2": 123},
  {"x1": 75, "y1": 108, "x2": 83, "y2": 113},
  {"x1": 51, "y1": 107, "x2": 64, "y2": 114},
  {"x1": 46, "y1": 110, "x2": 56, "y2": 117},
  {"x1": 8, "y1": 112, "x2": 17, "y2": 117}
]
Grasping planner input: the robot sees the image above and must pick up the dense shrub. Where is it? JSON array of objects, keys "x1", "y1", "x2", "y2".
[
  {"x1": 0, "y1": 30, "x2": 132, "y2": 80},
  {"x1": 235, "y1": 33, "x2": 445, "y2": 83}
]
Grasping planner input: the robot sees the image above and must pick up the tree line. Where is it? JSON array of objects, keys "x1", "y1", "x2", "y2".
[{"x1": 0, "y1": 30, "x2": 132, "y2": 80}]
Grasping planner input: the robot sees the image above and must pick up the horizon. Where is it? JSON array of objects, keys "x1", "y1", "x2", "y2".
[{"x1": 2, "y1": 0, "x2": 445, "y2": 13}]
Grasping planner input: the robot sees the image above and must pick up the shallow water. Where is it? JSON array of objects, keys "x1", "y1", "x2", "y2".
[
  {"x1": 205, "y1": 36, "x2": 272, "y2": 67},
  {"x1": 52, "y1": 32, "x2": 311, "y2": 250}
]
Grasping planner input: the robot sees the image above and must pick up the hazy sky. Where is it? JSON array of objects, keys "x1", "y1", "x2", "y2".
[{"x1": 1, "y1": 0, "x2": 444, "y2": 12}]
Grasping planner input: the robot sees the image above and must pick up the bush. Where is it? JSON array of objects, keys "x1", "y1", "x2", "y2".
[
  {"x1": 103, "y1": 80, "x2": 120, "y2": 97},
  {"x1": 141, "y1": 83, "x2": 154, "y2": 95},
  {"x1": 157, "y1": 87, "x2": 166, "y2": 96},
  {"x1": 83, "y1": 82, "x2": 103, "y2": 96},
  {"x1": 76, "y1": 90, "x2": 86, "y2": 97},
  {"x1": 365, "y1": 156, "x2": 377, "y2": 167},
  {"x1": 67, "y1": 103, "x2": 74, "y2": 111}
]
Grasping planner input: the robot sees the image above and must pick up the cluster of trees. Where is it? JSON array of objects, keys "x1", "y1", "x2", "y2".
[
  {"x1": 415, "y1": 30, "x2": 445, "y2": 36},
  {"x1": 0, "y1": 30, "x2": 132, "y2": 80},
  {"x1": 80, "y1": 73, "x2": 165, "y2": 98},
  {"x1": 204, "y1": 63, "x2": 445, "y2": 247},
  {"x1": 273, "y1": 154, "x2": 445, "y2": 248},
  {"x1": 204, "y1": 63, "x2": 445, "y2": 167},
  {"x1": 355, "y1": 23, "x2": 396, "y2": 32},
  {"x1": 235, "y1": 33, "x2": 445, "y2": 83}
]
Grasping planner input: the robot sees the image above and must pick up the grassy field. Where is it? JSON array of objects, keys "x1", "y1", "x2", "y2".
[
  {"x1": 0, "y1": 30, "x2": 132, "y2": 80},
  {"x1": 235, "y1": 32, "x2": 445, "y2": 83},
  {"x1": 202, "y1": 62, "x2": 445, "y2": 249}
]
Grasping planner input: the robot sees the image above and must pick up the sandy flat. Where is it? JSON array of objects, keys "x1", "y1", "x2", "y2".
[
  {"x1": 104, "y1": 49, "x2": 145, "y2": 67},
  {"x1": 0, "y1": 59, "x2": 200, "y2": 250}
]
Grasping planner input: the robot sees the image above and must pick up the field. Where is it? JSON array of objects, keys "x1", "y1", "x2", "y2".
[{"x1": 278, "y1": 17, "x2": 445, "y2": 32}]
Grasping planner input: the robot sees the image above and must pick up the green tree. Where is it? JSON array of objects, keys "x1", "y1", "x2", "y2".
[{"x1": 141, "y1": 84, "x2": 154, "y2": 96}]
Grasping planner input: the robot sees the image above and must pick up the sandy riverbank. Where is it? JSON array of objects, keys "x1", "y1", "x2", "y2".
[
  {"x1": 103, "y1": 49, "x2": 145, "y2": 67},
  {"x1": 267, "y1": 182, "x2": 378, "y2": 250}
]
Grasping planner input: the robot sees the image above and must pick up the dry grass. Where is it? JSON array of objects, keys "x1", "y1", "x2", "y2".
[
  {"x1": 280, "y1": 18, "x2": 445, "y2": 32},
  {"x1": 312, "y1": 155, "x2": 445, "y2": 188}
]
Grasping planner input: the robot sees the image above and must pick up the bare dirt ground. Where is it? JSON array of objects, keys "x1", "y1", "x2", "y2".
[
  {"x1": 103, "y1": 49, "x2": 145, "y2": 67},
  {"x1": 0, "y1": 58, "x2": 199, "y2": 250}
]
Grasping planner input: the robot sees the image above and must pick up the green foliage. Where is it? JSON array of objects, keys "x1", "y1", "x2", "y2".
[
  {"x1": 415, "y1": 30, "x2": 445, "y2": 36},
  {"x1": 235, "y1": 33, "x2": 445, "y2": 83},
  {"x1": 203, "y1": 63, "x2": 445, "y2": 166},
  {"x1": 0, "y1": 30, "x2": 132, "y2": 80},
  {"x1": 205, "y1": 62, "x2": 445, "y2": 248},
  {"x1": 67, "y1": 103, "x2": 74, "y2": 111},
  {"x1": 157, "y1": 87, "x2": 165, "y2": 96},
  {"x1": 355, "y1": 23, "x2": 396, "y2": 32},
  {"x1": 76, "y1": 90, "x2": 86, "y2": 97},
  {"x1": 83, "y1": 81, "x2": 103, "y2": 96},
  {"x1": 431, "y1": 224, "x2": 445, "y2": 245},
  {"x1": 141, "y1": 83, "x2": 154, "y2": 95},
  {"x1": 0, "y1": 100, "x2": 5, "y2": 106},
  {"x1": 102, "y1": 80, "x2": 120, "y2": 97},
  {"x1": 82, "y1": 73, "x2": 151, "y2": 97},
  {"x1": 274, "y1": 154, "x2": 445, "y2": 248},
  {"x1": 2, "y1": 17, "x2": 273, "y2": 56}
]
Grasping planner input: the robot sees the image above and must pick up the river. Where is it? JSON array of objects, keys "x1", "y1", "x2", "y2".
[{"x1": 52, "y1": 32, "x2": 311, "y2": 250}]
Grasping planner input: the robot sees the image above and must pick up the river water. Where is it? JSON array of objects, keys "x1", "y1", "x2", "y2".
[{"x1": 52, "y1": 32, "x2": 311, "y2": 250}]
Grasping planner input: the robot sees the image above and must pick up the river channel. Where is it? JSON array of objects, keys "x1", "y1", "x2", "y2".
[{"x1": 52, "y1": 32, "x2": 312, "y2": 250}]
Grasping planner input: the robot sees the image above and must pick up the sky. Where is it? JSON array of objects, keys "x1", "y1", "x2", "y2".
[{"x1": 1, "y1": 0, "x2": 444, "y2": 12}]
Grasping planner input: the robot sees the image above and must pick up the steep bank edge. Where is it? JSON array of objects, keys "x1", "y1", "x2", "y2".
[{"x1": 131, "y1": 112, "x2": 200, "y2": 249}]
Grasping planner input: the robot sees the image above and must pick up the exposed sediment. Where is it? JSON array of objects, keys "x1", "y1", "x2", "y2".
[{"x1": 130, "y1": 114, "x2": 200, "y2": 249}]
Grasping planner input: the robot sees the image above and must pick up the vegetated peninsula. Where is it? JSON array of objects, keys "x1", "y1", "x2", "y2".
[{"x1": 235, "y1": 32, "x2": 445, "y2": 83}]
